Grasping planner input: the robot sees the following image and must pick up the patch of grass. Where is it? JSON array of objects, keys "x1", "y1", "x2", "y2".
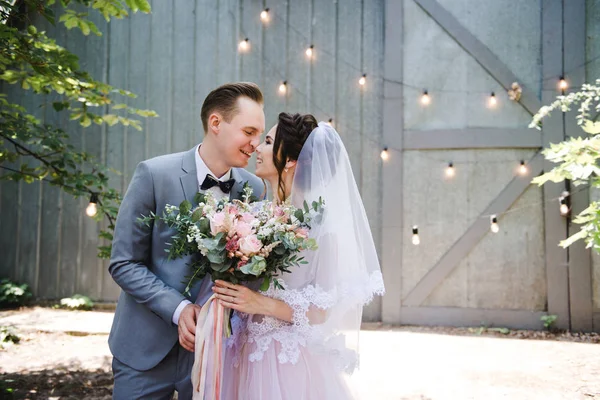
[
  {"x1": 55, "y1": 294, "x2": 94, "y2": 311},
  {"x1": 0, "y1": 279, "x2": 32, "y2": 309},
  {"x1": 0, "y1": 326, "x2": 20, "y2": 349}
]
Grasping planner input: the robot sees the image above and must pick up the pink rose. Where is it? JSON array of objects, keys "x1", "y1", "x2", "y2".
[
  {"x1": 234, "y1": 220, "x2": 253, "y2": 237},
  {"x1": 210, "y1": 212, "x2": 233, "y2": 235},
  {"x1": 295, "y1": 227, "x2": 309, "y2": 239},
  {"x1": 238, "y1": 234, "x2": 263, "y2": 256},
  {"x1": 240, "y1": 212, "x2": 255, "y2": 223}
]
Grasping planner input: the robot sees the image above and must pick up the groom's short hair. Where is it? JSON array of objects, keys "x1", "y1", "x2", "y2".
[{"x1": 201, "y1": 82, "x2": 264, "y2": 133}]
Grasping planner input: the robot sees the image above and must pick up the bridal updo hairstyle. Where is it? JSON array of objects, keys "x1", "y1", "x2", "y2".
[{"x1": 272, "y1": 112, "x2": 318, "y2": 202}]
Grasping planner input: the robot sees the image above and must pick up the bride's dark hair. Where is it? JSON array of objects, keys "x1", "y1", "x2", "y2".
[{"x1": 272, "y1": 112, "x2": 318, "y2": 202}]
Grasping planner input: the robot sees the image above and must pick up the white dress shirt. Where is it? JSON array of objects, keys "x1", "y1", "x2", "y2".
[{"x1": 172, "y1": 144, "x2": 232, "y2": 325}]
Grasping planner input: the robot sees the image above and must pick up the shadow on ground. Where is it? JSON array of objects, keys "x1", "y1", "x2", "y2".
[{"x1": 0, "y1": 364, "x2": 112, "y2": 400}]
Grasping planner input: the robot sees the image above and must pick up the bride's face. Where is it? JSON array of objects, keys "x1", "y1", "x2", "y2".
[{"x1": 255, "y1": 125, "x2": 278, "y2": 179}]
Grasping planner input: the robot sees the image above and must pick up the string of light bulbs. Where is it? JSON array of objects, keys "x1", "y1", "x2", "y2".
[
  {"x1": 237, "y1": 5, "x2": 600, "y2": 117},
  {"x1": 408, "y1": 184, "x2": 591, "y2": 245},
  {"x1": 257, "y1": 6, "x2": 600, "y2": 93}
]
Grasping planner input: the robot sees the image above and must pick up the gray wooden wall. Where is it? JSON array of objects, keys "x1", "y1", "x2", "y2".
[
  {"x1": 1, "y1": 0, "x2": 596, "y2": 329},
  {"x1": 0, "y1": 0, "x2": 384, "y2": 320}
]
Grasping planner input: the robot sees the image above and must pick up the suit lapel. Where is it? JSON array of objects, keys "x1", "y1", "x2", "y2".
[
  {"x1": 229, "y1": 168, "x2": 244, "y2": 201},
  {"x1": 180, "y1": 147, "x2": 198, "y2": 203}
]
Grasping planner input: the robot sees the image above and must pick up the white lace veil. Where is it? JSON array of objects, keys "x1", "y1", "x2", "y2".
[{"x1": 281, "y1": 121, "x2": 385, "y2": 372}]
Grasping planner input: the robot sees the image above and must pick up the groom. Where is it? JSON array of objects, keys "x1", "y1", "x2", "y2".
[{"x1": 108, "y1": 82, "x2": 266, "y2": 399}]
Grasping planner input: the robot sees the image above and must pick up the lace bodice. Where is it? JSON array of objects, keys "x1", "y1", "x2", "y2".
[{"x1": 226, "y1": 271, "x2": 384, "y2": 371}]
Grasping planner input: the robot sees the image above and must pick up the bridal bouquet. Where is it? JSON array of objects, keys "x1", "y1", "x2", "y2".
[
  {"x1": 139, "y1": 183, "x2": 323, "y2": 294},
  {"x1": 139, "y1": 184, "x2": 324, "y2": 399}
]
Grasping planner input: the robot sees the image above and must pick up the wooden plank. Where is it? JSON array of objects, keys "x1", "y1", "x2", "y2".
[
  {"x1": 58, "y1": 19, "x2": 85, "y2": 298},
  {"x1": 403, "y1": 152, "x2": 545, "y2": 306},
  {"x1": 35, "y1": 4, "x2": 63, "y2": 299},
  {"x1": 216, "y1": 0, "x2": 238, "y2": 85},
  {"x1": 127, "y1": 11, "x2": 151, "y2": 183},
  {"x1": 336, "y1": 0, "x2": 362, "y2": 187},
  {"x1": 361, "y1": 0, "x2": 384, "y2": 322},
  {"x1": 310, "y1": 0, "x2": 337, "y2": 124},
  {"x1": 381, "y1": 0, "x2": 404, "y2": 324},
  {"x1": 564, "y1": 0, "x2": 592, "y2": 332},
  {"x1": 404, "y1": 128, "x2": 543, "y2": 150},
  {"x1": 541, "y1": 0, "x2": 570, "y2": 331},
  {"x1": 78, "y1": 11, "x2": 109, "y2": 301},
  {"x1": 594, "y1": 312, "x2": 600, "y2": 332},
  {"x1": 147, "y1": 0, "x2": 173, "y2": 159},
  {"x1": 0, "y1": 176, "x2": 19, "y2": 282},
  {"x1": 262, "y1": 0, "x2": 289, "y2": 126},
  {"x1": 194, "y1": 0, "x2": 219, "y2": 145},
  {"x1": 400, "y1": 306, "x2": 545, "y2": 330},
  {"x1": 240, "y1": 0, "x2": 262, "y2": 87},
  {"x1": 286, "y1": 0, "x2": 311, "y2": 115},
  {"x1": 171, "y1": 1, "x2": 196, "y2": 154},
  {"x1": 413, "y1": 0, "x2": 542, "y2": 116}
]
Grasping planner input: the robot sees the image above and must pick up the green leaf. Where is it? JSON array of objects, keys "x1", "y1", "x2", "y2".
[
  {"x1": 294, "y1": 208, "x2": 304, "y2": 223},
  {"x1": 102, "y1": 114, "x2": 119, "y2": 126},
  {"x1": 194, "y1": 192, "x2": 206, "y2": 204},
  {"x1": 191, "y1": 208, "x2": 203, "y2": 223},
  {"x1": 179, "y1": 200, "x2": 192, "y2": 215},
  {"x1": 259, "y1": 276, "x2": 270, "y2": 291},
  {"x1": 78, "y1": 20, "x2": 91, "y2": 35},
  {"x1": 52, "y1": 101, "x2": 70, "y2": 112},
  {"x1": 135, "y1": 0, "x2": 152, "y2": 12}
]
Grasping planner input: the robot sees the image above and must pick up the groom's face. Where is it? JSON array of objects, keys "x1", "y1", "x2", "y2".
[{"x1": 216, "y1": 97, "x2": 265, "y2": 168}]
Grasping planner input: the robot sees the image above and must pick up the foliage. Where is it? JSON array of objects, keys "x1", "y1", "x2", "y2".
[
  {"x1": 530, "y1": 79, "x2": 600, "y2": 251},
  {"x1": 0, "y1": 325, "x2": 20, "y2": 349},
  {"x1": 540, "y1": 314, "x2": 558, "y2": 331},
  {"x1": 57, "y1": 294, "x2": 93, "y2": 310},
  {"x1": 0, "y1": 279, "x2": 32, "y2": 308},
  {"x1": 0, "y1": 0, "x2": 155, "y2": 258}
]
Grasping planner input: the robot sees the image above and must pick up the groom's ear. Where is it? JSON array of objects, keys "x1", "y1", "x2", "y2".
[{"x1": 208, "y1": 113, "x2": 221, "y2": 134}]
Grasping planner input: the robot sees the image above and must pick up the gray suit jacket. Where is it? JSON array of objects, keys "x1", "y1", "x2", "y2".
[{"x1": 108, "y1": 146, "x2": 264, "y2": 371}]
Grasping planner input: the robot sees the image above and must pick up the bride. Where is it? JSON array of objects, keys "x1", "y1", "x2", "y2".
[{"x1": 211, "y1": 112, "x2": 385, "y2": 399}]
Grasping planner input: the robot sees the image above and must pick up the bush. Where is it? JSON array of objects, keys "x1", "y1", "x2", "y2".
[
  {"x1": 58, "y1": 294, "x2": 94, "y2": 311},
  {"x1": 0, "y1": 326, "x2": 20, "y2": 349},
  {"x1": 0, "y1": 279, "x2": 32, "y2": 309}
]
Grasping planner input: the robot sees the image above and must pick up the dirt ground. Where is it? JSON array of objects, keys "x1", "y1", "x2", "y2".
[{"x1": 1, "y1": 307, "x2": 600, "y2": 399}]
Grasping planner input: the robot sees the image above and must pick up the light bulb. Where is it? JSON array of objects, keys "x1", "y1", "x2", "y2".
[
  {"x1": 446, "y1": 162, "x2": 455, "y2": 177},
  {"x1": 86, "y1": 194, "x2": 99, "y2": 217},
  {"x1": 279, "y1": 81, "x2": 287, "y2": 94},
  {"x1": 86, "y1": 202, "x2": 97, "y2": 217},
  {"x1": 490, "y1": 216, "x2": 499, "y2": 233},
  {"x1": 412, "y1": 226, "x2": 420, "y2": 245},
  {"x1": 559, "y1": 194, "x2": 570, "y2": 216},
  {"x1": 238, "y1": 38, "x2": 250, "y2": 52},
  {"x1": 488, "y1": 92, "x2": 497, "y2": 107},
  {"x1": 359, "y1": 74, "x2": 366, "y2": 86},
  {"x1": 519, "y1": 160, "x2": 528, "y2": 175},
  {"x1": 260, "y1": 8, "x2": 270, "y2": 22},
  {"x1": 559, "y1": 77, "x2": 568, "y2": 91},
  {"x1": 306, "y1": 45, "x2": 314, "y2": 58},
  {"x1": 380, "y1": 147, "x2": 389, "y2": 161},
  {"x1": 421, "y1": 90, "x2": 431, "y2": 105}
]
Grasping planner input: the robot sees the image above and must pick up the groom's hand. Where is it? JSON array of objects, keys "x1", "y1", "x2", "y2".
[{"x1": 178, "y1": 304, "x2": 202, "y2": 352}]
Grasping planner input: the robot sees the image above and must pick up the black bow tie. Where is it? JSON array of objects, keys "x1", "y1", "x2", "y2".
[{"x1": 200, "y1": 174, "x2": 236, "y2": 194}]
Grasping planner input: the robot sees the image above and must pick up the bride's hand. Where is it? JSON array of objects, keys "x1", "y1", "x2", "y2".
[{"x1": 212, "y1": 280, "x2": 268, "y2": 315}]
